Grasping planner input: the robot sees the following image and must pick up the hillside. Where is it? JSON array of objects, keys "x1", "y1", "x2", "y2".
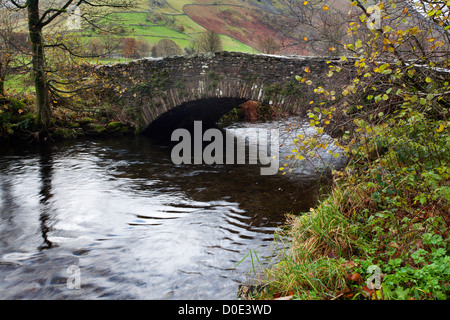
[
  {"x1": 97, "y1": 0, "x2": 309, "y2": 56},
  {"x1": 182, "y1": 0, "x2": 307, "y2": 54},
  {"x1": 3, "y1": 0, "x2": 352, "y2": 57},
  {"x1": 109, "y1": 0, "x2": 355, "y2": 57}
]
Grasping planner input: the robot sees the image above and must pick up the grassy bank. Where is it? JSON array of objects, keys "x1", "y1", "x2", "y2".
[{"x1": 254, "y1": 112, "x2": 449, "y2": 300}]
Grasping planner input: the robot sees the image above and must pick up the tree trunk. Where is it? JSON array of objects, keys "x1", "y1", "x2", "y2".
[
  {"x1": 0, "y1": 63, "x2": 5, "y2": 98},
  {"x1": 27, "y1": 0, "x2": 51, "y2": 131},
  {"x1": 0, "y1": 77, "x2": 4, "y2": 98}
]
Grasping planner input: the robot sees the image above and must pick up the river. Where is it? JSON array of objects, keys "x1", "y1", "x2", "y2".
[{"x1": 0, "y1": 120, "x2": 342, "y2": 300}]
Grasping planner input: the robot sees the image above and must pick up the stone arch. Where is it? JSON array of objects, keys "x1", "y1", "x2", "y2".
[
  {"x1": 95, "y1": 52, "x2": 354, "y2": 134},
  {"x1": 143, "y1": 96, "x2": 248, "y2": 135}
]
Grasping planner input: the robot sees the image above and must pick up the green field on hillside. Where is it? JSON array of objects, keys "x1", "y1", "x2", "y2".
[{"x1": 81, "y1": 0, "x2": 260, "y2": 57}]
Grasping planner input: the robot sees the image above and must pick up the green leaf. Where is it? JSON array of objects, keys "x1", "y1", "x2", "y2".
[
  {"x1": 419, "y1": 194, "x2": 427, "y2": 205},
  {"x1": 382, "y1": 26, "x2": 392, "y2": 33}
]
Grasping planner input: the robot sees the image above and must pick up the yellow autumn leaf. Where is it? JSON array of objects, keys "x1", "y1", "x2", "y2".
[
  {"x1": 436, "y1": 123, "x2": 445, "y2": 132},
  {"x1": 303, "y1": 1, "x2": 308, "y2": 5},
  {"x1": 303, "y1": 36, "x2": 308, "y2": 41},
  {"x1": 409, "y1": 27, "x2": 419, "y2": 36},
  {"x1": 323, "y1": 5, "x2": 329, "y2": 11},
  {"x1": 304, "y1": 67, "x2": 311, "y2": 73}
]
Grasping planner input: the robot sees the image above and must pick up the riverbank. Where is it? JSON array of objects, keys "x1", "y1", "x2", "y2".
[
  {"x1": 0, "y1": 97, "x2": 136, "y2": 144},
  {"x1": 251, "y1": 112, "x2": 449, "y2": 300}
]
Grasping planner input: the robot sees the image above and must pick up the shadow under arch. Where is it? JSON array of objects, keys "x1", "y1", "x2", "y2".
[{"x1": 143, "y1": 97, "x2": 247, "y2": 137}]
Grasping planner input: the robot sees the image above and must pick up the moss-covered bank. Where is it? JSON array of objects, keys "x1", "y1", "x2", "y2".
[{"x1": 0, "y1": 98, "x2": 136, "y2": 143}]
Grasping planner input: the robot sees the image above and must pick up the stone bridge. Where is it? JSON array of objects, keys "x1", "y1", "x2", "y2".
[{"x1": 96, "y1": 51, "x2": 352, "y2": 134}]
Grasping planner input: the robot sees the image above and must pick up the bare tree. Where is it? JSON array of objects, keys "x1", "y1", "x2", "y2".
[
  {"x1": 88, "y1": 38, "x2": 103, "y2": 57},
  {"x1": 198, "y1": 30, "x2": 223, "y2": 53},
  {"x1": 153, "y1": 38, "x2": 181, "y2": 57},
  {"x1": 136, "y1": 38, "x2": 151, "y2": 58},
  {"x1": 257, "y1": 36, "x2": 281, "y2": 54},
  {"x1": 279, "y1": 0, "x2": 351, "y2": 56}
]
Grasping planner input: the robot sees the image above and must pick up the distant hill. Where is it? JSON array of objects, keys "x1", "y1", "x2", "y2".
[
  {"x1": 182, "y1": 0, "x2": 307, "y2": 54},
  {"x1": 5, "y1": 0, "x2": 352, "y2": 58},
  {"x1": 113, "y1": 0, "x2": 354, "y2": 56},
  {"x1": 103, "y1": 0, "x2": 309, "y2": 55}
]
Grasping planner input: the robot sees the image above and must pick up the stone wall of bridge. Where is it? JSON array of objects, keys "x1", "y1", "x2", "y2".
[{"x1": 95, "y1": 51, "x2": 353, "y2": 132}]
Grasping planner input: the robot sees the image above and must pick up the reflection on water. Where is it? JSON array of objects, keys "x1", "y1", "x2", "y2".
[{"x1": 0, "y1": 129, "x2": 332, "y2": 299}]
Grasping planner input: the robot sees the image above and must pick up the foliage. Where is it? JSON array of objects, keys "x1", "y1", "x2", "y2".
[
  {"x1": 260, "y1": 0, "x2": 450, "y2": 300},
  {"x1": 0, "y1": 98, "x2": 37, "y2": 140}
]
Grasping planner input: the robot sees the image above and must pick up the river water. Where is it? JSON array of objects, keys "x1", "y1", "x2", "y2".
[{"x1": 0, "y1": 120, "x2": 342, "y2": 300}]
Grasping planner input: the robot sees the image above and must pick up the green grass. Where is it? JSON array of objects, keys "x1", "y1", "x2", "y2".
[
  {"x1": 167, "y1": 0, "x2": 192, "y2": 12},
  {"x1": 220, "y1": 34, "x2": 260, "y2": 53},
  {"x1": 132, "y1": 25, "x2": 189, "y2": 38},
  {"x1": 88, "y1": 7, "x2": 257, "y2": 55},
  {"x1": 4, "y1": 74, "x2": 34, "y2": 95},
  {"x1": 173, "y1": 15, "x2": 207, "y2": 33}
]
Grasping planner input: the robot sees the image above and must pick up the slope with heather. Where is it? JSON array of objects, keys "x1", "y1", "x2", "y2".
[{"x1": 182, "y1": 0, "x2": 307, "y2": 54}]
